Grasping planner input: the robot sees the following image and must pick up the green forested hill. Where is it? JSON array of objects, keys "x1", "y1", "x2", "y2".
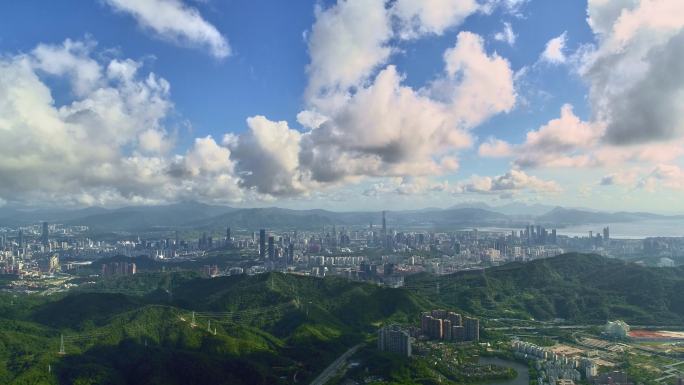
[
  {"x1": 0, "y1": 272, "x2": 429, "y2": 385},
  {"x1": 4, "y1": 253, "x2": 684, "y2": 384},
  {"x1": 405, "y1": 253, "x2": 684, "y2": 324}
]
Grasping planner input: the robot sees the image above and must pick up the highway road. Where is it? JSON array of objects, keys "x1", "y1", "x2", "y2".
[
  {"x1": 486, "y1": 325, "x2": 593, "y2": 331},
  {"x1": 486, "y1": 324, "x2": 684, "y2": 331},
  {"x1": 309, "y1": 343, "x2": 364, "y2": 385}
]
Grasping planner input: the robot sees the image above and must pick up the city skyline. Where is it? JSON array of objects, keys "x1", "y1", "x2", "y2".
[{"x1": 1, "y1": 0, "x2": 684, "y2": 213}]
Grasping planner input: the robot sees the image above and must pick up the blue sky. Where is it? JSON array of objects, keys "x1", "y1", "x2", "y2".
[{"x1": 1, "y1": 0, "x2": 683, "y2": 212}]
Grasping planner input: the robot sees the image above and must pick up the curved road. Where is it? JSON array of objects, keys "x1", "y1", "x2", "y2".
[{"x1": 310, "y1": 343, "x2": 364, "y2": 385}]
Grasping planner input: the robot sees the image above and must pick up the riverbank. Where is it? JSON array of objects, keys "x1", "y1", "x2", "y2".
[{"x1": 478, "y1": 357, "x2": 530, "y2": 385}]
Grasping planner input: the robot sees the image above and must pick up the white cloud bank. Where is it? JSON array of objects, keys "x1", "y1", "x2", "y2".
[
  {"x1": 0, "y1": 39, "x2": 241, "y2": 206},
  {"x1": 480, "y1": 0, "x2": 684, "y2": 194},
  {"x1": 1, "y1": 0, "x2": 557, "y2": 206},
  {"x1": 228, "y1": 0, "x2": 518, "y2": 197}
]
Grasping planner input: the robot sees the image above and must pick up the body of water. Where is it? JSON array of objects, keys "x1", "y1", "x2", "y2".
[
  {"x1": 478, "y1": 357, "x2": 529, "y2": 385},
  {"x1": 557, "y1": 219, "x2": 684, "y2": 239},
  {"x1": 477, "y1": 219, "x2": 684, "y2": 239}
]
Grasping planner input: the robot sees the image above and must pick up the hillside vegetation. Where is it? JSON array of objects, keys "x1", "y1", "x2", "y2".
[
  {"x1": 0, "y1": 273, "x2": 429, "y2": 385},
  {"x1": 406, "y1": 253, "x2": 684, "y2": 324},
  {"x1": 3, "y1": 253, "x2": 684, "y2": 384}
]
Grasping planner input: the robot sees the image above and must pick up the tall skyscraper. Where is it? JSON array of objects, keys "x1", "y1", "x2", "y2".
[
  {"x1": 603, "y1": 226, "x2": 610, "y2": 241},
  {"x1": 287, "y1": 242, "x2": 294, "y2": 265},
  {"x1": 268, "y1": 235, "x2": 275, "y2": 259},
  {"x1": 382, "y1": 211, "x2": 387, "y2": 248},
  {"x1": 200, "y1": 232, "x2": 208, "y2": 249},
  {"x1": 41, "y1": 222, "x2": 49, "y2": 246},
  {"x1": 259, "y1": 229, "x2": 266, "y2": 258},
  {"x1": 226, "y1": 227, "x2": 232, "y2": 246},
  {"x1": 18, "y1": 230, "x2": 23, "y2": 248}
]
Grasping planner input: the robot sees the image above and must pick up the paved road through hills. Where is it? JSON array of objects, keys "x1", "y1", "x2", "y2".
[{"x1": 310, "y1": 343, "x2": 364, "y2": 385}]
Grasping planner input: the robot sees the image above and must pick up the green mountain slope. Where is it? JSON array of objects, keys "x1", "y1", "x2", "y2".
[
  {"x1": 405, "y1": 253, "x2": 684, "y2": 324},
  {"x1": 0, "y1": 272, "x2": 429, "y2": 385},
  {"x1": 4, "y1": 253, "x2": 683, "y2": 384}
]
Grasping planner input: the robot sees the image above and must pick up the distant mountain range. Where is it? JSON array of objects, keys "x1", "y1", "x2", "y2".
[
  {"x1": 534, "y1": 207, "x2": 676, "y2": 225},
  {"x1": 0, "y1": 201, "x2": 682, "y2": 232},
  {"x1": 449, "y1": 201, "x2": 556, "y2": 216}
]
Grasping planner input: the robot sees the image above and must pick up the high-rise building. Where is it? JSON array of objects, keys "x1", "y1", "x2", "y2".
[
  {"x1": 287, "y1": 242, "x2": 294, "y2": 265},
  {"x1": 382, "y1": 211, "x2": 387, "y2": 248},
  {"x1": 377, "y1": 325, "x2": 411, "y2": 357},
  {"x1": 463, "y1": 317, "x2": 480, "y2": 342},
  {"x1": 420, "y1": 313, "x2": 443, "y2": 340},
  {"x1": 421, "y1": 310, "x2": 473, "y2": 342},
  {"x1": 603, "y1": 226, "x2": 610, "y2": 241},
  {"x1": 41, "y1": 222, "x2": 49, "y2": 246},
  {"x1": 452, "y1": 326, "x2": 465, "y2": 341},
  {"x1": 421, "y1": 312, "x2": 430, "y2": 334},
  {"x1": 18, "y1": 230, "x2": 23, "y2": 248},
  {"x1": 586, "y1": 364, "x2": 598, "y2": 379},
  {"x1": 226, "y1": 227, "x2": 231, "y2": 245},
  {"x1": 430, "y1": 317, "x2": 443, "y2": 340},
  {"x1": 447, "y1": 312, "x2": 462, "y2": 327},
  {"x1": 48, "y1": 254, "x2": 59, "y2": 273},
  {"x1": 443, "y1": 319, "x2": 452, "y2": 340},
  {"x1": 268, "y1": 236, "x2": 275, "y2": 259},
  {"x1": 259, "y1": 229, "x2": 266, "y2": 258},
  {"x1": 200, "y1": 232, "x2": 208, "y2": 249},
  {"x1": 383, "y1": 263, "x2": 395, "y2": 276},
  {"x1": 101, "y1": 262, "x2": 136, "y2": 277}
]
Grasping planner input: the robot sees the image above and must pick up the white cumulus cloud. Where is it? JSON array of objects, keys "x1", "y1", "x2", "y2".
[
  {"x1": 0, "y1": 39, "x2": 242, "y2": 206},
  {"x1": 582, "y1": 0, "x2": 684, "y2": 145},
  {"x1": 103, "y1": 0, "x2": 230, "y2": 58},
  {"x1": 392, "y1": 0, "x2": 479, "y2": 39},
  {"x1": 541, "y1": 32, "x2": 567, "y2": 63},
  {"x1": 494, "y1": 22, "x2": 517, "y2": 46},
  {"x1": 458, "y1": 169, "x2": 561, "y2": 195},
  {"x1": 305, "y1": 0, "x2": 392, "y2": 101}
]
